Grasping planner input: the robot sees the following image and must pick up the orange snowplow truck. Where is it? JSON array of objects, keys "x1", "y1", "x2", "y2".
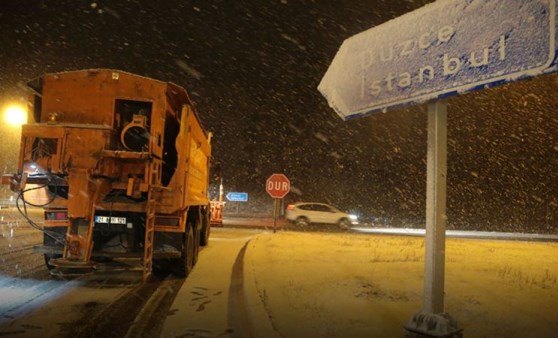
[{"x1": 2, "y1": 69, "x2": 212, "y2": 280}]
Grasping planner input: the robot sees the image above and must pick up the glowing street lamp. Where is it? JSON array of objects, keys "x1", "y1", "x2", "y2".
[
  {"x1": 3, "y1": 103, "x2": 28, "y2": 127},
  {"x1": 1, "y1": 102, "x2": 27, "y2": 179}
]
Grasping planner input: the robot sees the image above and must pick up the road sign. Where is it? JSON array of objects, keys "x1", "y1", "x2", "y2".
[
  {"x1": 226, "y1": 192, "x2": 248, "y2": 202},
  {"x1": 318, "y1": 0, "x2": 558, "y2": 120},
  {"x1": 266, "y1": 173, "x2": 290, "y2": 199}
]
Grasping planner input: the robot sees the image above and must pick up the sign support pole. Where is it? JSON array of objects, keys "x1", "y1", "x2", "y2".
[
  {"x1": 273, "y1": 198, "x2": 279, "y2": 233},
  {"x1": 424, "y1": 100, "x2": 447, "y2": 314},
  {"x1": 405, "y1": 101, "x2": 461, "y2": 337}
]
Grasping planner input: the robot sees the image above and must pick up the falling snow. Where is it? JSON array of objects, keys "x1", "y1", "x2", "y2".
[{"x1": 0, "y1": 0, "x2": 557, "y2": 234}]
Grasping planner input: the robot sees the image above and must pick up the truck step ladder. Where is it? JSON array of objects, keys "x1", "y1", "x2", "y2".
[{"x1": 143, "y1": 187, "x2": 156, "y2": 281}]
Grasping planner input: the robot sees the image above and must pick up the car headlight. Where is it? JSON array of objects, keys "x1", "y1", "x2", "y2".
[{"x1": 349, "y1": 214, "x2": 358, "y2": 221}]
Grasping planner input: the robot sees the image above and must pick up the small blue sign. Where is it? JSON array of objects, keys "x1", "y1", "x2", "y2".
[
  {"x1": 319, "y1": 0, "x2": 558, "y2": 120},
  {"x1": 226, "y1": 192, "x2": 248, "y2": 202}
]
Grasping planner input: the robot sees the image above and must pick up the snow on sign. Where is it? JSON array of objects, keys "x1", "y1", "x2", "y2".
[{"x1": 318, "y1": 0, "x2": 558, "y2": 120}]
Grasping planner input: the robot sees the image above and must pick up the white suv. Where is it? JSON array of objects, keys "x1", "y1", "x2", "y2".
[{"x1": 285, "y1": 202, "x2": 358, "y2": 228}]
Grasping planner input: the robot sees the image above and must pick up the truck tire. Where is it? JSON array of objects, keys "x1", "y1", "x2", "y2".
[
  {"x1": 185, "y1": 225, "x2": 197, "y2": 274},
  {"x1": 44, "y1": 254, "x2": 62, "y2": 270},
  {"x1": 173, "y1": 225, "x2": 195, "y2": 278},
  {"x1": 193, "y1": 226, "x2": 200, "y2": 265},
  {"x1": 200, "y1": 211, "x2": 211, "y2": 246}
]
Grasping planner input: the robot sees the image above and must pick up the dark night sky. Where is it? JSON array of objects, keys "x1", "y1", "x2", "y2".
[{"x1": 1, "y1": 0, "x2": 557, "y2": 232}]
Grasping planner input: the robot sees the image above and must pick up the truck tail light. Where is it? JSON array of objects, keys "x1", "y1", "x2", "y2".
[{"x1": 45, "y1": 211, "x2": 68, "y2": 220}]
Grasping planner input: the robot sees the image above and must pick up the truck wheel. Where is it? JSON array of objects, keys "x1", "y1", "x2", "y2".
[
  {"x1": 175, "y1": 225, "x2": 195, "y2": 278},
  {"x1": 44, "y1": 254, "x2": 62, "y2": 270},
  {"x1": 200, "y1": 213, "x2": 211, "y2": 246},
  {"x1": 193, "y1": 226, "x2": 200, "y2": 265}
]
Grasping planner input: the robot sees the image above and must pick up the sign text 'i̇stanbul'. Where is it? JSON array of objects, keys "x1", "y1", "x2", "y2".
[{"x1": 318, "y1": 0, "x2": 558, "y2": 120}]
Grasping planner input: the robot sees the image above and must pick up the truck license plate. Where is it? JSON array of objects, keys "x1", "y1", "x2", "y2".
[{"x1": 95, "y1": 216, "x2": 126, "y2": 224}]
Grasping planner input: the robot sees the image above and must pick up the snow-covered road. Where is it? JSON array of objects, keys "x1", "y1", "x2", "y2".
[{"x1": 2, "y1": 209, "x2": 557, "y2": 337}]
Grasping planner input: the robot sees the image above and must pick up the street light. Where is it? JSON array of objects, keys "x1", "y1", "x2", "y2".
[
  {"x1": 1, "y1": 101, "x2": 26, "y2": 187},
  {"x1": 2, "y1": 103, "x2": 28, "y2": 127}
]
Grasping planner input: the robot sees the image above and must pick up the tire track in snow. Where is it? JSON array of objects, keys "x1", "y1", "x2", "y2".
[{"x1": 228, "y1": 240, "x2": 252, "y2": 338}]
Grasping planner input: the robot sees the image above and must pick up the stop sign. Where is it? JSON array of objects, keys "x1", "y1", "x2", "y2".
[{"x1": 266, "y1": 173, "x2": 290, "y2": 198}]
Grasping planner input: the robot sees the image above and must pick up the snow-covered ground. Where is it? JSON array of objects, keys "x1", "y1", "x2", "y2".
[{"x1": 245, "y1": 231, "x2": 558, "y2": 337}]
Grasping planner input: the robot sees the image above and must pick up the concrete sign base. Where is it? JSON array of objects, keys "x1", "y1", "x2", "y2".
[{"x1": 404, "y1": 311, "x2": 463, "y2": 338}]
